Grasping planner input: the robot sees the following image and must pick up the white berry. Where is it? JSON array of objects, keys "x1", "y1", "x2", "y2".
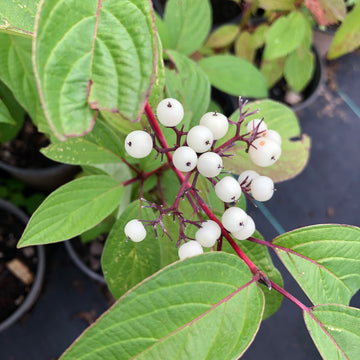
[
  {"x1": 262, "y1": 129, "x2": 281, "y2": 146},
  {"x1": 251, "y1": 176, "x2": 274, "y2": 201},
  {"x1": 197, "y1": 152, "x2": 223, "y2": 178},
  {"x1": 238, "y1": 170, "x2": 260, "y2": 188},
  {"x1": 195, "y1": 220, "x2": 221, "y2": 247},
  {"x1": 172, "y1": 146, "x2": 198, "y2": 172},
  {"x1": 125, "y1": 130, "x2": 153, "y2": 158},
  {"x1": 186, "y1": 125, "x2": 214, "y2": 153},
  {"x1": 124, "y1": 220, "x2": 146, "y2": 242},
  {"x1": 199, "y1": 112, "x2": 229, "y2": 140},
  {"x1": 156, "y1": 98, "x2": 184, "y2": 127},
  {"x1": 248, "y1": 137, "x2": 281, "y2": 167},
  {"x1": 231, "y1": 215, "x2": 255, "y2": 240},
  {"x1": 246, "y1": 119, "x2": 267, "y2": 134},
  {"x1": 215, "y1": 176, "x2": 242, "y2": 203},
  {"x1": 178, "y1": 240, "x2": 203, "y2": 260},
  {"x1": 221, "y1": 207, "x2": 248, "y2": 233}
]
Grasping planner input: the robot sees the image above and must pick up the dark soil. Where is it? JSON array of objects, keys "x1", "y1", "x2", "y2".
[
  {"x1": 70, "y1": 235, "x2": 107, "y2": 276},
  {"x1": 0, "y1": 210, "x2": 38, "y2": 322},
  {"x1": 0, "y1": 117, "x2": 54, "y2": 169}
]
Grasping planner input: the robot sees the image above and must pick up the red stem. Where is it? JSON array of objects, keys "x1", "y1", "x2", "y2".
[{"x1": 144, "y1": 101, "x2": 258, "y2": 275}]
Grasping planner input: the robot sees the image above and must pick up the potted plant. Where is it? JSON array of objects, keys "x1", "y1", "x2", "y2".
[
  {"x1": 2, "y1": 0, "x2": 359, "y2": 358},
  {"x1": 0, "y1": 198, "x2": 45, "y2": 332}
]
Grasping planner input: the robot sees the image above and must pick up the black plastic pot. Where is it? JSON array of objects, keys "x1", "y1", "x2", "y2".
[
  {"x1": 0, "y1": 199, "x2": 46, "y2": 332},
  {"x1": 0, "y1": 161, "x2": 79, "y2": 191},
  {"x1": 64, "y1": 240, "x2": 106, "y2": 284}
]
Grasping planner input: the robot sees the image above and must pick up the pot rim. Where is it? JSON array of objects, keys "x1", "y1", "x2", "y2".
[
  {"x1": 64, "y1": 240, "x2": 106, "y2": 284},
  {"x1": 0, "y1": 199, "x2": 46, "y2": 332}
]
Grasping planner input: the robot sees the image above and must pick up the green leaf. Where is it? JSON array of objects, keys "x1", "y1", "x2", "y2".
[
  {"x1": 257, "y1": 0, "x2": 295, "y2": 10},
  {"x1": 154, "y1": 12, "x2": 172, "y2": 51},
  {"x1": 34, "y1": 0, "x2": 156, "y2": 140},
  {"x1": 61, "y1": 252, "x2": 264, "y2": 360},
  {"x1": 328, "y1": 3, "x2": 360, "y2": 59},
  {"x1": 102, "y1": 201, "x2": 178, "y2": 298},
  {"x1": 251, "y1": 24, "x2": 269, "y2": 50},
  {"x1": 225, "y1": 100, "x2": 310, "y2": 182},
  {"x1": 165, "y1": 50, "x2": 210, "y2": 129},
  {"x1": 41, "y1": 119, "x2": 124, "y2": 165},
  {"x1": 305, "y1": 0, "x2": 346, "y2": 26},
  {"x1": 0, "y1": 33, "x2": 47, "y2": 132},
  {"x1": 284, "y1": 44, "x2": 315, "y2": 92},
  {"x1": 304, "y1": 304, "x2": 360, "y2": 359},
  {"x1": 199, "y1": 55, "x2": 268, "y2": 98},
  {"x1": 261, "y1": 57, "x2": 286, "y2": 88},
  {"x1": 234, "y1": 32, "x2": 255, "y2": 63},
  {"x1": 264, "y1": 12, "x2": 307, "y2": 60},
  {"x1": 222, "y1": 232, "x2": 283, "y2": 320},
  {"x1": 0, "y1": 0, "x2": 39, "y2": 37},
  {"x1": 18, "y1": 175, "x2": 124, "y2": 247},
  {"x1": 0, "y1": 98, "x2": 16, "y2": 125},
  {"x1": 205, "y1": 24, "x2": 239, "y2": 49},
  {"x1": 163, "y1": 0, "x2": 211, "y2": 55},
  {"x1": 272, "y1": 224, "x2": 360, "y2": 305}
]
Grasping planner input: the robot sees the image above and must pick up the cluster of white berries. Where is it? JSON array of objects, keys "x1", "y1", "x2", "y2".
[{"x1": 123, "y1": 98, "x2": 282, "y2": 261}]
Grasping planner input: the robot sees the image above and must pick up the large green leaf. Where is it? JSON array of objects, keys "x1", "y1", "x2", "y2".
[
  {"x1": 165, "y1": 50, "x2": 210, "y2": 129},
  {"x1": 163, "y1": 0, "x2": 211, "y2": 55},
  {"x1": 225, "y1": 100, "x2": 310, "y2": 182},
  {"x1": 0, "y1": 33, "x2": 48, "y2": 132},
  {"x1": 199, "y1": 55, "x2": 268, "y2": 98},
  {"x1": 263, "y1": 12, "x2": 307, "y2": 60},
  {"x1": 327, "y1": 3, "x2": 360, "y2": 59},
  {"x1": 284, "y1": 44, "x2": 315, "y2": 92},
  {"x1": 41, "y1": 119, "x2": 124, "y2": 165},
  {"x1": 0, "y1": 98, "x2": 15, "y2": 125},
  {"x1": 222, "y1": 231, "x2": 283, "y2": 320},
  {"x1": 0, "y1": 0, "x2": 39, "y2": 37},
  {"x1": 272, "y1": 224, "x2": 360, "y2": 305},
  {"x1": 102, "y1": 201, "x2": 178, "y2": 298},
  {"x1": 34, "y1": 0, "x2": 156, "y2": 140},
  {"x1": 304, "y1": 304, "x2": 360, "y2": 359},
  {"x1": 61, "y1": 252, "x2": 264, "y2": 360},
  {"x1": 18, "y1": 175, "x2": 124, "y2": 247}
]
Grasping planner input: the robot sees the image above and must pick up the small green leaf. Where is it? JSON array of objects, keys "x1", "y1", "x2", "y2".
[
  {"x1": 42, "y1": 120, "x2": 124, "y2": 165},
  {"x1": 0, "y1": 98, "x2": 16, "y2": 125},
  {"x1": 18, "y1": 175, "x2": 123, "y2": 247},
  {"x1": 0, "y1": 0, "x2": 39, "y2": 37},
  {"x1": 199, "y1": 55, "x2": 268, "y2": 98},
  {"x1": 264, "y1": 12, "x2": 307, "y2": 60},
  {"x1": 225, "y1": 100, "x2": 310, "y2": 182},
  {"x1": 102, "y1": 201, "x2": 178, "y2": 298},
  {"x1": 328, "y1": 3, "x2": 360, "y2": 59},
  {"x1": 234, "y1": 31, "x2": 255, "y2": 63},
  {"x1": 257, "y1": 0, "x2": 295, "y2": 10},
  {"x1": 252, "y1": 24, "x2": 269, "y2": 50},
  {"x1": 165, "y1": 49, "x2": 210, "y2": 129},
  {"x1": 205, "y1": 24, "x2": 239, "y2": 49},
  {"x1": 163, "y1": 0, "x2": 211, "y2": 55},
  {"x1": 284, "y1": 44, "x2": 314, "y2": 92},
  {"x1": 0, "y1": 33, "x2": 47, "y2": 132},
  {"x1": 261, "y1": 57, "x2": 286, "y2": 88},
  {"x1": 61, "y1": 253, "x2": 264, "y2": 360},
  {"x1": 273, "y1": 224, "x2": 360, "y2": 305},
  {"x1": 34, "y1": 0, "x2": 156, "y2": 139},
  {"x1": 304, "y1": 304, "x2": 360, "y2": 359}
]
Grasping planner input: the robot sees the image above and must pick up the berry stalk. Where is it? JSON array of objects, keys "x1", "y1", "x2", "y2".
[{"x1": 144, "y1": 101, "x2": 259, "y2": 275}]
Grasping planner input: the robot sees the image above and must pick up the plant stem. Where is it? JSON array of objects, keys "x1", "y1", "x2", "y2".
[{"x1": 144, "y1": 101, "x2": 259, "y2": 275}]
